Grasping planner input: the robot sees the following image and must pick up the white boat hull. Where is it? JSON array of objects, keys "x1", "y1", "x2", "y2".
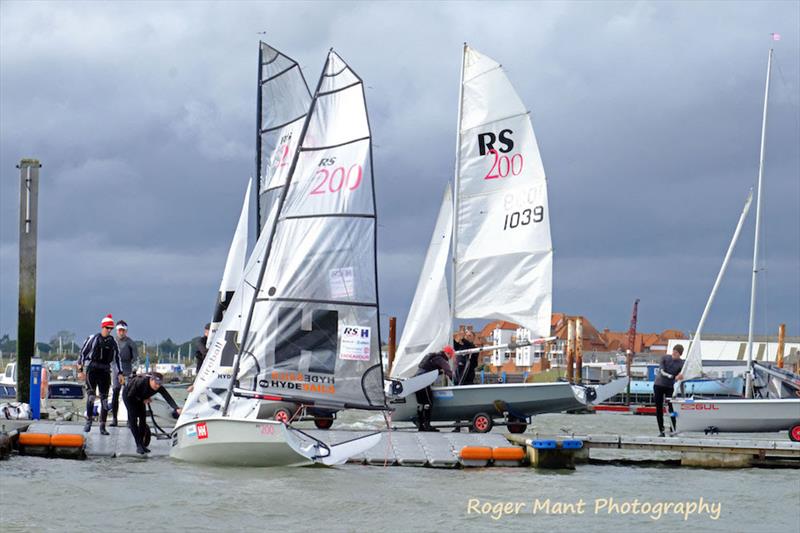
[
  {"x1": 673, "y1": 398, "x2": 800, "y2": 433},
  {"x1": 170, "y1": 418, "x2": 313, "y2": 466},
  {"x1": 170, "y1": 417, "x2": 382, "y2": 467}
]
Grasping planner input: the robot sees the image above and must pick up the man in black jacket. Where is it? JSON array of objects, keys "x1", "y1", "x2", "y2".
[
  {"x1": 454, "y1": 329, "x2": 479, "y2": 385},
  {"x1": 414, "y1": 346, "x2": 455, "y2": 432},
  {"x1": 654, "y1": 344, "x2": 685, "y2": 436},
  {"x1": 78, "y1": 314, "x2": 122, "y2": 435},
  {"x1": 123, "y1": 372, "x2": 181, "y2": 455}
]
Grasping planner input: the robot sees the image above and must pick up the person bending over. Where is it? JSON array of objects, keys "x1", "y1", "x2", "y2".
[
  {"x1": 123, "y1": 372, "x2": 181, "y2": 455},
  {"x1": 414, "y1": 346, "x2": 455, "y2": 432}
]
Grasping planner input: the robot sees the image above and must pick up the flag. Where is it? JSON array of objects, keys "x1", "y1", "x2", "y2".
[{"x1": 771, "y1": 33, "x2": 781, "y2": 41}]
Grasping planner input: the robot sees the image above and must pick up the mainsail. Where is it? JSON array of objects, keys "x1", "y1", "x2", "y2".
[
  {"x1": 452, "y1": 45, "x2": 553, "y2": 337},
  {"x1": 180, "y1": 50, "x2": 384, "y2": 424},
  {"x1": 207, "y1": 178, "x2": 251, "y2": 347},
  {"x1": 391, "y1": 185, "x2": 453, "y2": 378},
  {"x1": 257, "y1": 42, "x2": 312, "y2": 234}
]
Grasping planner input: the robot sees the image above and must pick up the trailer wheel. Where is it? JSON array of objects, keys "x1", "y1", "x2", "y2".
[
  {"x1": 790, "y1": 424, "x2": 800, "y2": 442},
  {"x1": 471, "y1": 413, "x2": 493, "y2": 433},
  {"x1": 314, "y1": 417, "x2": 334, "y2": 430},
  {"x1": 506, "y1": 418, "x2": 527, "y2": 434},
  {"x1": 274, "y1": 408, "x2": 292, "y2": 424}
]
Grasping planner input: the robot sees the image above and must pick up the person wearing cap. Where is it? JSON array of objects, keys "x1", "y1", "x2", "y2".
[
  {"x1": 110, "y1": 320, "x2": 139, "y2": 427},
  {"x1": 413, "y1": 346, "x2": 455, "y2": 432},
  {"x1": 78, "y1": 314, "x2": 122, "y2": 435},
  {"x1": 194, "y1": 323, "x2": 210, "y2": 374},
  {"x1": 654, "y1": 344, "x2": 685, "y2": 436},
  {"x1": 122, "y1": 372, "x2": 181, "y2": 455}
]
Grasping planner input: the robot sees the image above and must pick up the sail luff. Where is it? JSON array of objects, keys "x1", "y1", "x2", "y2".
[
  {"x1": 680, "y1": 190, "x2": 754, "y2": 384},
  {"x1": 450, "y1": 43, "x2": 467, "y2": 332},
  {"x1": 207, "y1": 178, "x2": 252, "y2": 347},
  {"x1": 255, "y1": 43, "x2": 264, "y2": 234},
  {"x1": 745, "y1": 48, "x2": 773, "y2": 398},
  {"x1": 220, "y1": 54, "x2": 330, "y2": 417}
]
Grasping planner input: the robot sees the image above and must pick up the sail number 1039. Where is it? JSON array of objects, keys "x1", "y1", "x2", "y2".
[{"x1": 503, "y1": 206, "x2": 544, "y2": 231}]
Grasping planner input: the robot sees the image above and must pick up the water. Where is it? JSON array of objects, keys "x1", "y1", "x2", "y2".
[{"x1": 1, "y1": 409, "x2": 798, "y2": 532}]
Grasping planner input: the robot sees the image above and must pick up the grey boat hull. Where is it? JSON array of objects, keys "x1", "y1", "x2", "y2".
[{"x1": 390, "y1": 381, "x2": 585, "y2": 422}]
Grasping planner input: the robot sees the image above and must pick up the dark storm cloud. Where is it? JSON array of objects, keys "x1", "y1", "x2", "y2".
[{"x1": 1, "y1": 0, "x2": 798, "y2": 344}]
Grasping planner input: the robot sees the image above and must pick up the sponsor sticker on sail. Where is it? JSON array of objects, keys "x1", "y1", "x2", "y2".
[
  {"x1": 340, "y1": 326, "x2": 371, "y2": 361},
  {"x1": 329, "y1": 267, "x2": 355, "y2": 299}
]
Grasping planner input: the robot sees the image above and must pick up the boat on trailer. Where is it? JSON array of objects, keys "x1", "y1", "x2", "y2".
[{"x1": 388, "y1": 44, "x2": 627, "y2": 432}]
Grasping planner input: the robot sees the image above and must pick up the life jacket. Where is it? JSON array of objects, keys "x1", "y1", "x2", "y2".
[{"x1": 90, "y1": 335, "x2": 117, "y2": 365}]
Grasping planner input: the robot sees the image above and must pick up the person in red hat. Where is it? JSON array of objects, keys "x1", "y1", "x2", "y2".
[
  {"x1": 413, "y1": 345, "x2": 455, "y2": 432},
  {"x1": 78, "y1": 314, "x2": 122, "y2": 435}
]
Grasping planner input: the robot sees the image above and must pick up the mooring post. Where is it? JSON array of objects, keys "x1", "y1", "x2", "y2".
[
  {"x1": 16, "y1": 159, "x2": 40, "y2": 404},
  {"x1": 566, "y1": 318, "x2": 575, "y2": 384},
  {"x1": 776, "y1": 323, "x2": 785, "y2": 369},
  {"x1": 387, "y1": 316, "x2": 397, "y2": 373},
  {"x1": 575, "y1": 317, "x2": 583, "y2": 383}
]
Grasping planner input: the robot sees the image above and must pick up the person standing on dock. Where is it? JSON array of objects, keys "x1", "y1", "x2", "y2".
[
  {"x1": 123, "y1": 372, "x2": 181, "y2": 455},
  {"x1": 454, "y1": 329, "x2": 478, "y2": 386},
  {"x1": 195, "y1": 323, "x2": 210, "y2": 374},
  {"x1": 414, "y1": 346, "x2": 455, "y2": 432},
  {"x1": 78, "y1": 314, "x2": 123, "y2": 435},
  {"x1": 654, "y1": 344, "x2": 684, "y2": 437},
  {"x1": 110, "y1": 320, "x2": 139, "y2": 427}
]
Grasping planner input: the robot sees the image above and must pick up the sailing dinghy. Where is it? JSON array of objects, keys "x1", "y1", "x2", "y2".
[
  {"x1": 671, "y1": 47, "x2": 800, "y2": 439},
  {"x1": 172, "y1": 48, "x2": 386, "y2": 466},
  {"x1": 389, "y1": 45, "x2": 623, "y2": 433}
]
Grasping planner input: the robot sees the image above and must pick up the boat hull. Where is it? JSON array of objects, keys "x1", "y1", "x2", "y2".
[
  {"x1": 672, "y1": 398, "x2": 800, "y2": 433},
  {"x1": 170, "y1": 418, "x2": 312, "y2": 467},
  {"x1": 390, "y1": 382, "x2": 584, "y2": 422}
]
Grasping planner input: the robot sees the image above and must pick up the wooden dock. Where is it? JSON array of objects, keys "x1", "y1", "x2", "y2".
[{"x1": 6, "y1": 421, "x2": 799, "y2": 468}]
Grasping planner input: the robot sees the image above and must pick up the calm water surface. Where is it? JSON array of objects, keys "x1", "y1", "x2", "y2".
[{"x1": 1, "y1": 408, "x2": 798, "y2": 532}]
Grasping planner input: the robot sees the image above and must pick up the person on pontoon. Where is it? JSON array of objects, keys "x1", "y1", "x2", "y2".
[
  {"x1": 654, "y1": 344, "x2": 684, "y2": 437},
  {"x1": 123, "y1": 372, "x2": 181, "y2": 455},
  {"x1": 414, "y1": 346, "x2": 455, "y2": 432}
]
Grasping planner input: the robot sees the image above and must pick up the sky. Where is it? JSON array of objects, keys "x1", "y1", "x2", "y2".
[{"x1": 1, "y1": 0, "x2": 798, "y2": 345}]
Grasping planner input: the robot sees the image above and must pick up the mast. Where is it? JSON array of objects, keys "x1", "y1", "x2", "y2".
[
  {"x1": 450, "y1": 43, "x2": 467, "y2": 333},
  {"x1": 221, "y1": 52, "x2": 329, "y2": 416},
  {"x1": 745, "y1": 48, "x2": 773, "y2": 399},
  {"x1": 255, "y1": 42, "x2": 264, "y2": 235}
]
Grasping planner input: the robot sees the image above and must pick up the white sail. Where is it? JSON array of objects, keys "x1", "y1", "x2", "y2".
[
  {"x1": 258, "y1": 42, "x2": 312, "y2": 233},
  {"x1": 181, "y1": 50, "x2": 385, "y2": 425},
  {"x1": 208, "y1": 178, "x2": 252, "y2": 347},
  {"x1": 453, "y1": 45, "x2": 552, "y2": 337},
  {"x1": 681, "y1": 191, "x2": 754, "y2": 382},
  {"x1": 391, "y1": 185, "x2": 453, "y2": 378}
]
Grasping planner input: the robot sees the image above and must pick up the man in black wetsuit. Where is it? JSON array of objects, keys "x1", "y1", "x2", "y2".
[
  {"x1": 414, "y1": 346, "x2": 455, "y2": 432},
  {"x1": 78, "y1": 314, "x2": 122, "y2": 435},
  {"x1": 195, "y1": 323, "x2": 209, "y2": 374},
  {"x1": 654, "y1": 344, "x2": 684, "y2": 437},
  {"x1": 110, "y1": 320, "x2": 139, "y2": 427},
  {"x1": 123, "y1": 372, "x2": 181, "y2": 455}
]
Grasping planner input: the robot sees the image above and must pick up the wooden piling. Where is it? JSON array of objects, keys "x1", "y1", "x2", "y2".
[
  {"x1": 776, "y1": 323, "x2": 786, "y2": 368},
  {"x1": 575, "y1": 317, "x2": 583, "y2": 382},
  {"x1": 16, "y1": 159, "x2": 40, "y2": 404},
  {"x1": 387, "y1": 316, "x2": 397, "y2": 373},
  {"x1": 566, "y1": 318, "x2": 575, "y2": 384}
]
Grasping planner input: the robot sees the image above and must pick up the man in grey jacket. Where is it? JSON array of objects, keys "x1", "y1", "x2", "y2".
[{"x1": 111, "y1": 320, "x2": 139, "y2": 427}]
